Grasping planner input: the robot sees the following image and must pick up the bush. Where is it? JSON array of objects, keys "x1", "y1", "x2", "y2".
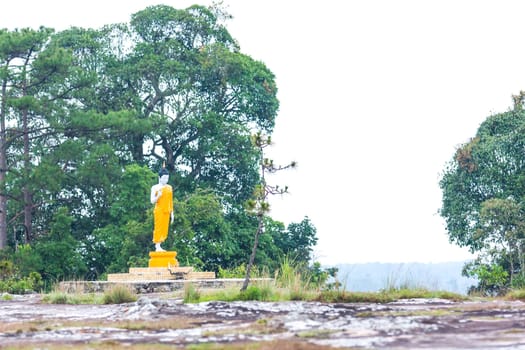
[
  {"x1": 239, "y1": 285, "x2": 274, "y2": 301},
  {"x1": 46, "y1": 292, "x2": 69, "y2": 304},
  {"x1": 0, "y1": 271, "x2": 43, "y2": 294},
  {"x1": 218, "y1": 264, "x2": 267, "y2": 279},
  {"x1": 465, "y1": 264, "x2": 509, "y2": 296},
  {"x1": 0, "y1": 259, "x2": 15, "y2": 279},
  {"x1": 505, "y1": 289, "x2": 525, "y2": 301},
  {"x1": 510, "y1": 273, "x2": 525, "y2": 289}
]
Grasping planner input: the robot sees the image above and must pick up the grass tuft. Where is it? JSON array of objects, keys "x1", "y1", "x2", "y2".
[
  {"x1": 42, "y1": 291, "x2": 104, "y2": 304},
  {"x1": 1, "y1": 293, "x2": 13, "y2": 301},
  {"x1": 505, "y1": 288, "x2": 525, "y2": 301},
  {"x1": 103, "y1": 285, "x2": 137, "y2": 304},
  {"x1": 183, "y1": 283, "x2": 201, "y2": 303}
]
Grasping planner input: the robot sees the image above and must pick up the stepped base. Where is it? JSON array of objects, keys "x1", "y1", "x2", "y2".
[
  {"x1": 107, "y1": 266, "x2": 215, "y2": 282},
  {"x1": 60, "y1": 278, "x2": 274, "y2": 294}
]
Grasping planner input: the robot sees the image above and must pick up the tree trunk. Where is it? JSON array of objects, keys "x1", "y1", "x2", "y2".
[
  {"x1": 131, "y1": 133, "x2": 144, "y2": 164},
  {"x1": 0, "y1": 78, "x2": 8, "y2": 249},
  {"x1": 508, "y1": 240, "x2": 515, "y2": 285},
  {"x1": 241, "y1": 215, "x2": 264, "y2": 291},
  {"x1": 22, "y1": 106, "x2": 32, "y2": 242}
]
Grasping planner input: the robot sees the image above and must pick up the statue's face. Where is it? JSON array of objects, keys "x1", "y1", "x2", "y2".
[{"x1": 159, "y1": 174, "x2": 169, "y2": 185}]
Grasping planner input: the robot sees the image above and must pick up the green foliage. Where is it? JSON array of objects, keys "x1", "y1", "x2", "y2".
[
  {"x1": 183, "y1": 262, "x2": 466, "y2": 304},
  {"x1": 0, "y1": 271, "x2": 43, "y2": 294},
  {"x1": 0, "y1": 259, "x2": 15, "y2": 279},
  {"x1": 0, "y1": 254, "x2": 43, "y2": 294},
  {"x1": 1, "y1": 293, "x2": 12, "y2": 301},
  {"x1": 464, "y1": 262, "x2": 509, "y2": 296},
  {"x1": 34, "y1": 208, "x2": 87, "y2": 282},
  {"x1": 118, "y1": 220, "x2": 152, "y2": 270},
  {"x1": 217, "y1": 264, "x2": 266, "y2": 278},
  {"x1": 171, "y1": 189, "x2": 230, "y2": 271},
  {"x1": 11, "y1": 245, "x2": 43, "y2": 278},
  {"x1": 280, "y1": 217, "x2": 318, "y2": 263},
  {"x1": 510, "y1": 273, "x2": 525, "y2": 289},
  {"x1": 45, "y1": 292, "x2": 69, "y2": 304},
  {"x1": 238, "y1": 285, "x2": 273, "y2": 301},
  {"x1": 0, "y1": 5, "x2": 317, "y2": 286},
  {"x1": 217, "y1": 265, "x2": 246, "y2": 278},
  {"x1": 440, "y1": 106, "x2": 525, "y2": 294},
  {"x1": 109, "y1": 165, "x2": 157, "y2": 225},
  {"x1": 305, "y1": 262, "x2": 339, "y2": 290},
  {"x1": 275, "y1": 256, "x2": 303, "y2": 289}
]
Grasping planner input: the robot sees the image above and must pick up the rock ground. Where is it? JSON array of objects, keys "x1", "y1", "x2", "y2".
[{"x1": 0, "y1": 294, "x2": 525, "y2": 349}]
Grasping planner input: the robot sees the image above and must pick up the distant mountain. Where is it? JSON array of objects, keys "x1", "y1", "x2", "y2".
[{"x1": 332, "y1": 261, "x2": 477, "y2": 295}]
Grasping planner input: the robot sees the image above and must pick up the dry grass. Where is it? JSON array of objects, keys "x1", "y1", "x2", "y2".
[{"x1": 0, "y1": 316, "x2": 208, "y2": 336}]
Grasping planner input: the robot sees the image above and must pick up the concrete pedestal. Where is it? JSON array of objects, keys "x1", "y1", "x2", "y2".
[{"x1": 148, "y1": 251, "x2": 178, "y2": 268}]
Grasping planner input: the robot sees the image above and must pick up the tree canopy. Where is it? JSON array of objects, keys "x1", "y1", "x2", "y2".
[
  {"x1": 0, "y1": 4, "x2": 319, "y2": 287},
  {"x1": 440, "y1": 97, "x2": 525, "y2": 293}
]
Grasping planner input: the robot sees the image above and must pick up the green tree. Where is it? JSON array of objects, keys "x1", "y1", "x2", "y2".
[
  {"x1": 0, "y1": 4, "x2": 319, "y2": 285},
  {"x1": 478, "y1": 198, "x2": 525, "y2": 283},
  {"x1": 440, "y1": 96, "x2": 525, "y2": 292},
  {"x1": 80, "y1": 165, "x2": 155, "y2": 277},
  {"x1": 171, "y1": 188, "x2": 232, "y2": 270},
  {"x1": 61, "y1": 4, "x2": 278, "y2": 206},
  {"x1": 0, "y1": 27, "x2": 62, "y2": 247},
  {"x1": 281, "y1": 217, "x2": 318, "y2": 265},
  {"x1": 34, "y1": 207, "x2": 87, "y2": 281}
]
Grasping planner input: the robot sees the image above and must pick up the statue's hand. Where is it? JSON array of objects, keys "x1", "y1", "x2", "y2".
[{"x1": 152, "y1": 191, "x2": 160, "y2": 202}]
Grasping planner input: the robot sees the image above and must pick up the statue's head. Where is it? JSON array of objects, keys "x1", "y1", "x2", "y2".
[
  {"x1": 158, "y1": 168, "x2": 169, "y2": 177},
  {"x1": 158, "y1": 167, "x2": 169, "y2": 185}
]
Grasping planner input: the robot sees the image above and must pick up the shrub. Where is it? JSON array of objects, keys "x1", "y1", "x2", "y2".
[
  {"x1": 0, "y1": 271, "x2": 43, "y2": 294},
  {"x1": 0, "y1": 260, "x2": 15, "y2": 279},
  {"x1": 239, "y1": 285, "x2": 273, "y2": 301},
  {"x1": 1, "y1": 293, "x2": 12, "y2": 301},
  {"x1": 218, "y1": 264, "x2": 266, "y2": 278},
  {"x1": 46, "y1": 292, "x2": 69, "y2": 304},
  {"x1": 464, "y1": 263, "x2": 509, "y2": 296},
  {"x1": 510, "y1": 273, "x2": 525, "y2": 289},
  {"x1": 505, "y1": 288, "x2": 525, "y2": 301}
]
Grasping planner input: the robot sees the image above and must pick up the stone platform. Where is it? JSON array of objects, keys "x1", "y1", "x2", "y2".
[
  {"x1": 59, "y1": 278, "x2": 274, "y2": 294},
  {"x1": 107, "y1": 267, "x2": 215, "y2": 282}
]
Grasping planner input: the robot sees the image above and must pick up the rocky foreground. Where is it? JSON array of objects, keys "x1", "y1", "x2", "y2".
[{"x1": 0, "y1": 294, "x2": 525, "y2": 349}]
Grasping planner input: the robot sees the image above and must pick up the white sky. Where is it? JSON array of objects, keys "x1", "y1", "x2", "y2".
[{"x1": 3, "y1": 0, "x2": 525, "y2": 265}]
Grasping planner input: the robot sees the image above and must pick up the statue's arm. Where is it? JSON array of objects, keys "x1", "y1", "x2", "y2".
[
  {"x1": 169, "y1": 186, "x2": 174, "y2": 223},
  {"x1": 150, "y1": 185, "x2": 160, "y2": 204}
]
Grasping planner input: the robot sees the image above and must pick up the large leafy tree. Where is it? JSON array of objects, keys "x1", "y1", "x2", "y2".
[
  {"x1": 440, "y1": 97, "x2": 525, "y2": 291},
  {"x1": 0, "y1": 4, "x2": 320, "y2": 285},
  {"x1": 107, "y1": 4, "x2": 277, "y2": 205},
  {"x1": 0, "y1": 27, "x2": 79, "y2": 247}
]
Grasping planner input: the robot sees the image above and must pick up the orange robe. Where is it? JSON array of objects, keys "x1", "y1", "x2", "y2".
[{"x1": 153, "y1": 185, "x2": 173, "y2": 244}]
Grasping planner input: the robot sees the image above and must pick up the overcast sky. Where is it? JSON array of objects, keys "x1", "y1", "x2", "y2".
[{"x1": 3, "y1": 1, "x2": 525, "y2": 265}]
